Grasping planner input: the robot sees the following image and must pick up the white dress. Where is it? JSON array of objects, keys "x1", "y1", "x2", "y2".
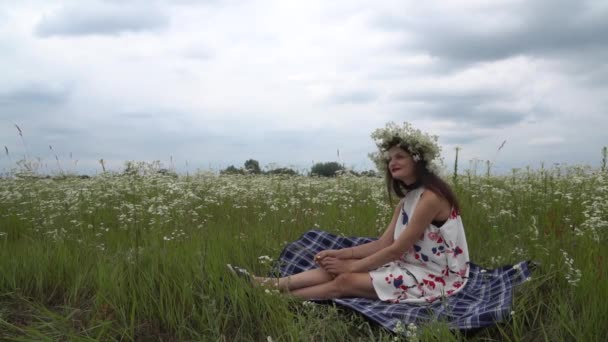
[{"x1": 369, "y1": 186, "x2": 470, "y2": 303}]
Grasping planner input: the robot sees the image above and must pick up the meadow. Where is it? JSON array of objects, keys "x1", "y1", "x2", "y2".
[{"x1": 0, "y1": 162, "x2": 606, "y2": 341}]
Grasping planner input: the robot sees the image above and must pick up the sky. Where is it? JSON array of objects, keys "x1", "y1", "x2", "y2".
[{"x1": 1, "y1": 0, "x2": 607, "y2": 175}]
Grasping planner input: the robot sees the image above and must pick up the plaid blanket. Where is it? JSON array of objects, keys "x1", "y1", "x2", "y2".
[{"x1": 272, "y1": 229, "x2": 532, "y2": 332}]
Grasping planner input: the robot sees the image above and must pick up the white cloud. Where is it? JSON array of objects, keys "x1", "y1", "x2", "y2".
[
  {"x1": 35, "y1": 1, "x2": 169, "y2": 37},
  {"x1": 528, "y1": 137, "x2": 565, "y2": 146}
]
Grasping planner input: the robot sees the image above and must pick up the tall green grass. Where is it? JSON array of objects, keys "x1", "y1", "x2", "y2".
[{"x1": 1, "y1": 166, "x2": 606, "y2": 341}]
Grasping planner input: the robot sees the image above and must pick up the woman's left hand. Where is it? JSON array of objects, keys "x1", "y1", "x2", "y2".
[{"x1": 320, "y1": 257, "x2": 356, "y2": 275}]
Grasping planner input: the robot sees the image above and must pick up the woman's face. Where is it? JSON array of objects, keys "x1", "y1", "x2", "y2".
[{"x1": 387, "y1": 146, "x2": 416, "y2": 182}]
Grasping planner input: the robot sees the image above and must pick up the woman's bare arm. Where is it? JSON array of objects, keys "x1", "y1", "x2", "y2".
[
  {"x1": 349, "y1": 191, "x2": 443, "y2": 272},
  {"x1": 337, "y1": 199, "x2": 402, "y2": 259}
]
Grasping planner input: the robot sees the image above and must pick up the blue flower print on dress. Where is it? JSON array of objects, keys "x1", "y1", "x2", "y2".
[
  {"x1": 385, "y1": 274, "x2": 405, "y2": 289},
  {"x1": 431, "y1": 245, "x2": 446, "y2": 256},
  {"x1": 402, "y1": 211, "x2": 409, "y2": 224},
  {"x1": 412, "y1": 245, "x2": 429, "y2": 262}
]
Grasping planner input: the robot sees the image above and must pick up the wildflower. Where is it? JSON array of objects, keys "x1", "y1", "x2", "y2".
[
  {"x1": 264, "y1": 289, "x2": 279, "y2": 295},
  {"x1": 393, "y1": 321, "x2": 405, "y2": 334},
  {"x1": 406, "y1": 323, "x2": 419, "y2": 341},
  {"x1": 561, "y1": 249, "x2": 582, "y2": 286},
  {"x1": 258, "y1": 255, "x2": 273, "y2": 264}
]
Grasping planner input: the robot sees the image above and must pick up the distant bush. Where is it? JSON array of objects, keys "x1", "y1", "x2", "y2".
[
  {"x1": 358, "y1": 169, "x2": 379, "y2": 177},
  {"x1": 220, "y1": 165, "x2": 245, "y2": 175},
  {"x1": 244, "y1": 159, "x2": 262, "y2": 174},
  {"x1": 310, "y1": 162, "x2": 344, "y2": 177},
  {"x1": 267, "y1": 167, "x2": 298, "y2": 176},
  {"x1": 123, "y1": 160, "x2": 173, "y2": 177}
]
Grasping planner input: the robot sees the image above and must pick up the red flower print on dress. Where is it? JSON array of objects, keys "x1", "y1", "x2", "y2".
[
  {"x1": 423, "y1": 279, "x2": 436, "y2": 290},
  {"x1": 427, "y1": 232, "x2": 440, "y2": 241},
  {"x1": 425, "y1": 296, "x2": 438, "y2": 303},
  {"x1": 452, "y1": 281, "x2": 463, "y2": 289},
  {"x1": 385, "y1": 274, "x2": 405, "y2": 289},
  {"x1": 428, "y1": 274, "x2": 446, "y2": 287}
]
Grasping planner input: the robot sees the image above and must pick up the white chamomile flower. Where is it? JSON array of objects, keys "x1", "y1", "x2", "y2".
[{"x1": 368, "y1": 122, "x2": 443, "y2": 175}]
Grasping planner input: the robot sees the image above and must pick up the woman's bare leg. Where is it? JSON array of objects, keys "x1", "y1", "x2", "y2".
[
  {"x1": 254, "y1": 267, "x2": 334, "y2": 292},
  {"x1": 290, "y1": 273, "x2": 378, "y2": 300}
]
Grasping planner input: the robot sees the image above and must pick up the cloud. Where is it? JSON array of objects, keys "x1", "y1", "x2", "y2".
[
  {"x1": 391, "y1": 89, "x2": 528, "y2": 128},
  {"x1": 1, "y1": 0, "x2": 606, "y2": 174},
  {"x1": 0, "y1": 83, "x2": 70, "y2": 106},
  {"x1": 373, "y1": 0, "x2": 608, "y2": 68},
  {"x1": 329, "y1": 89, "x2": 378, "y2": 104},
  {"x1": 440, "y1": 132, "x2": 487, "y2": 145},
  {"x1": 0, "y1": 83, "x2": 72, "y2": 127},
  {"x1": 35, "y1": 2, "x2": 169, "y2": 37},
  {"x1": 428, "y1": 102, "x2": 526, "y2": 128},
  {"x1": 528, "y1": 136, "x2": 565, "y2": 146}
]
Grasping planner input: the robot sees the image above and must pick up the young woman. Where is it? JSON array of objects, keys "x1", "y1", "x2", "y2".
[{"x1": 249, "y1": 122, "x2": 470, "y2": 303}]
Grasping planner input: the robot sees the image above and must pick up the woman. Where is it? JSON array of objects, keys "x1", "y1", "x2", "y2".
[{"x1": 250, "y1": 122, "x2": 470, "y2": 303}]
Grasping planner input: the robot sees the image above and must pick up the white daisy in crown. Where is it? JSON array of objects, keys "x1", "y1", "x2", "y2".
[{"x1": 368, "y1": 121, "x2": 443, "y2": 175}]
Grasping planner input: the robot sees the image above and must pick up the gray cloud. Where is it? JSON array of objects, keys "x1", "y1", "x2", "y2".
[
  {"x1": 374, "y1": 0, "x2": 608, "y2": 67},
  {"x1": 440, "y1": 132, "x2": 487, "y2": 145},
  {"x1": 0, "y1": 84, "x2": 71, "y2": 127},
  {"x1": 0, "y1": 83, "x2": 70, "y2": 106},
  {"x1": 391, "y1": 90, "x2": 529, "y2": 128},
  {"x1": 35, "y1": 2, "x2": 169, "y2": 37},
  {"x1": 434, "y1": 106, "x2": 525, "y2": 128},
  {"x1": 329, "y1": 89, "x2": 378, "y2": 105},
  {"x1": 183, "y1": 47, "x2": 213, "y2": 60}
]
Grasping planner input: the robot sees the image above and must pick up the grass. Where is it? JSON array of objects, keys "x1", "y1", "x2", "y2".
[{"x1": 0, "y1": 164, "x2": 607, "y2": 341}]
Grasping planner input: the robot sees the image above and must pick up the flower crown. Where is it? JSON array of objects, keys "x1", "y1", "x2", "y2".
[{"x1": 368, "y1": 121, "x2": 443, "y2": 174}]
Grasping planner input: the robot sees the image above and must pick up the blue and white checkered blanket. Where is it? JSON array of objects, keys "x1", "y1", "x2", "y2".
[{"x1": 272, "y1": 229, "x2": 532, "y2": 332}]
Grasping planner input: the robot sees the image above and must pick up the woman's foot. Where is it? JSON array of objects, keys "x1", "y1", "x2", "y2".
[
  {"x1": 253, "y1": 276, "x2": 280, "y2": 289},
  {"x1": 226, "y1": 264, "x2": 254, "y2": 284},
  {"x1": 226, "y1": 264, "x2": 287, "y2": 291}
]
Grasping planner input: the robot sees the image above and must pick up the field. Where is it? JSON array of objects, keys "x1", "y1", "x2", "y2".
[{"x1": 1, "y1": 163, "x2": 606, "y2": 341}]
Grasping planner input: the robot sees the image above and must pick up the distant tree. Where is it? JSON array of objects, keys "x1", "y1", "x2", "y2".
[
  {"x1": 220, "y1": 165, "x2": 245, "y2": 175},
  {"x1": 157, "y1": 168, "x2": 178, "y2": 178},
  {"x1": 267, "y1": 167, "x2": 298, "y2": 176},
  {"x1": 359, "y1": 169, "x2": 378, "y2": 177},
  {"x1": 244, "y1": 159, "x2": 261, "y2": 174},
  {"x1": 310, "y1": 162, "x2": 344, "y2": 177}
]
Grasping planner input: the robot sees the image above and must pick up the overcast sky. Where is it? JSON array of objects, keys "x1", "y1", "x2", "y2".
[{"x1": 1, "y1": 0, "x2": 607, "y2": 175}]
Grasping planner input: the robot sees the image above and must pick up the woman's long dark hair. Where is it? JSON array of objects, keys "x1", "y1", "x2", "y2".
[{"x1": 384, "y1": 149, "x2": 460, "y2": 211}]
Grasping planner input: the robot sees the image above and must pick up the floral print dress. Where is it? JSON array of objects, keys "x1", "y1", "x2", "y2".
[{"x1": 369, "y1": 186, "x2": 470, "y2": 303}]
